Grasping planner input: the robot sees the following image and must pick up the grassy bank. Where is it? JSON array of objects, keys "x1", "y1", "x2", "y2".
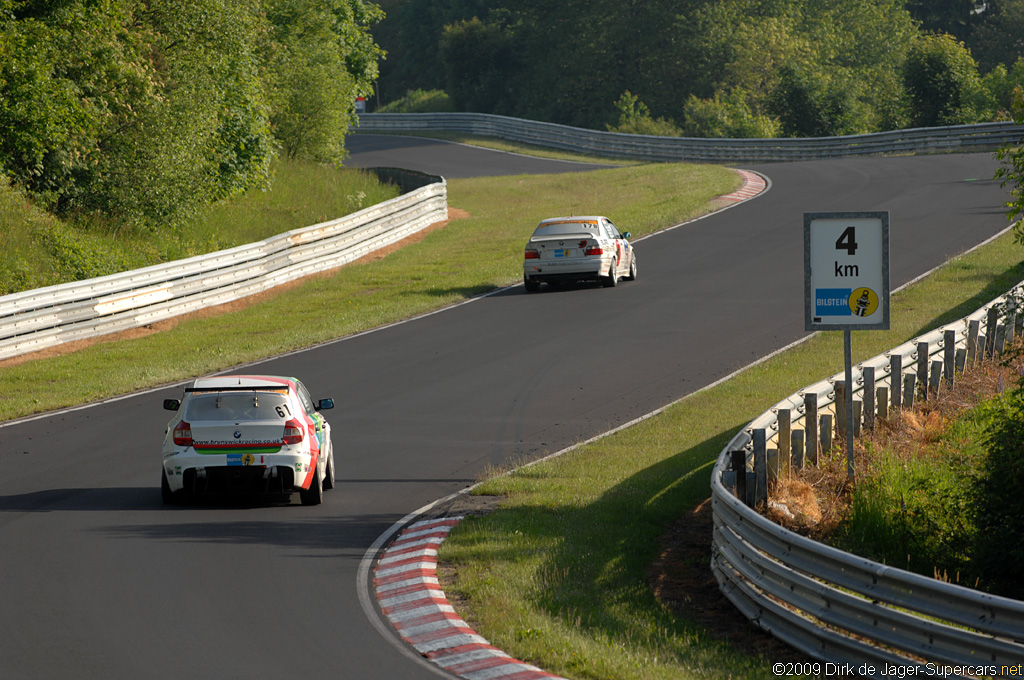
[
  {"x1": 0, "y1": 158, "x2": 400, "y2": 295},
  {"x1": 438, "y1": 231, "x2": 1024, "y2": 680},
  {"x1": 0, "y1": 162, "x2": 737, "y2": 421}
]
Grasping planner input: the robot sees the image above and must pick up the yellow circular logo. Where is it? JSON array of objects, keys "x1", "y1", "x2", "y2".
[
  {"x1": 848, "y1": 288, "x2": 879, "y2": 317},
  {"x1": 242, "y1": 453, "x2": 255, "y2": 466}
]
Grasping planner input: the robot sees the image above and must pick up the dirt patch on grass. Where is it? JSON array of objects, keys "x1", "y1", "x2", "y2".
[{"x1": 0, "y1": 208, "x2": 469, "y2": 369}]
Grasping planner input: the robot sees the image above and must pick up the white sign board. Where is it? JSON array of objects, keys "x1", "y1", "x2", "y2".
[{"x1": 804, "y1": 212, "x2": 889, "y2": 331}]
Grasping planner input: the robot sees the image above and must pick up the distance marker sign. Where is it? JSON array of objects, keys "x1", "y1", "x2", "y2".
[{"x1": 804, "y1": 212, "x2": 889, "y2": 331}]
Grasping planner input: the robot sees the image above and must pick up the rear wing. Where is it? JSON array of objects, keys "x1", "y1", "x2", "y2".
[{"x1": 529, "y1": 230, "x2": 598, "y2": 243}]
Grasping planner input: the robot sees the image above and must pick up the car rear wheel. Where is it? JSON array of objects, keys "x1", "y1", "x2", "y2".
[
  {"x1": 300, "y1": 464, "x2": 324, "y2": 506},
  {"x1": 524, "y1": 276, "x2": 540, "y2": 293},
  {"x1": 604, "y1": 258, "x2": 618, "y2": 287}
]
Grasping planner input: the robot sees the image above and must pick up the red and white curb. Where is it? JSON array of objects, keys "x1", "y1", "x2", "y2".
[
  {"x1": 374, "y1": 516, "x2": 568, "y2": 680},
  {"x1": 719, "y1": 169, "x2": 767, "y2": 202}
]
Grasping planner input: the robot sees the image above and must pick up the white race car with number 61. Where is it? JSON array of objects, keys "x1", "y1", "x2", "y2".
[{"x1": 161, "y1": 375, "x2": 335, "y2": 506}]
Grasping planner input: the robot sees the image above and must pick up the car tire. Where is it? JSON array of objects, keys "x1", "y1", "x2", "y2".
[
  {"x1": 524, "y1": 277, "x2": 540, "y2": 293},
  {"x1": 300, "y1": 464, "x2": 324, "y2": 506},
  {"x1": 324, "y1": 446, "x2": 335, "y2": 490},
  {"x1": 604, "y1": 258, "x2": 618, "y2": 287},
  {"x1": 626, "y1": 255, "x2": 637, "y2": 281},
  {"x1": 161, "y1": 472, "x2": 182, "y2": 505}
]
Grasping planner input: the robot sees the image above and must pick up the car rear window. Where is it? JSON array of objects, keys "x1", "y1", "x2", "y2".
[
  {"x1": 185, "y1": 392, "x2": 293, "y2": 422},
  {"x1": 532, "y1": 221, "x2": 600, "y2": 237}
]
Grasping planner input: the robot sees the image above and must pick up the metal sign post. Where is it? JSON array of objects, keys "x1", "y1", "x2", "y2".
[{"x1": 805, "y1": 212, "x2": 890, "y2": 481}]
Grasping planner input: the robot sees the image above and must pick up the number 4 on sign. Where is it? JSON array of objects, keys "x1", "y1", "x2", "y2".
[{"x1": 836, "y1": 226, "x2": 858, "y2": 255}]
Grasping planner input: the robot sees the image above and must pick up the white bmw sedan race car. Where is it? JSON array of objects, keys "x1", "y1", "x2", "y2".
[
  {"x1": 161, "y1": 375, "x2": 335, "y2": 505},
  {"x1": 523, "y1": 215, "x2": 637, "y2": 292}
]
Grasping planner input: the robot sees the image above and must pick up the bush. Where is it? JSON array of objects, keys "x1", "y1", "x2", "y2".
[
  {"x1": 681, "y1": 91, "x2": 780, "y2": 139},
  {"x1": 606, "y1": 92, "x2": 683, "y2": 137},
  {"x1": 973, "y1": 386, "x2": 1024, "y2": 599}
]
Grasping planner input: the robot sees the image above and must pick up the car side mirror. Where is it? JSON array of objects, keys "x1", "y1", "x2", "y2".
[
  {"x1": 317, "y1": 398, "x2": 335, "y2": 411},
  {"x1": 163, "y1": 399, "x2": 180, "y2": 411},
  {"x1": 622, "y1": 231, "x2": 631, "y2": 239}
]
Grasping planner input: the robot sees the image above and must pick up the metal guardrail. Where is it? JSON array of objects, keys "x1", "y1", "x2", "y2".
[
  {"x1": 711, "y1": 283, "x2": 1024, "y2": 675},
  {"x1": 0, "y1": 176, "x2": 447, "y2": 361},
  {"x1": 357, "y1": 112, "x2": 1024, "y2": 163}
]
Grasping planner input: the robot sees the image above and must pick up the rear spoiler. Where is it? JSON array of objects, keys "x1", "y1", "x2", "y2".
[
  {"x1": 184, "y1": 386, "x2": 288, "y2": 393},
  {"x1": 529, "y1": 231, "x2": 595, "y2": 243}
]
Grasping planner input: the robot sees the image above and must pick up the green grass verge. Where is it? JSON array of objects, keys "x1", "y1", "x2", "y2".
[
  {"x1": 0, "y1": 162, "x2": 737, "y2": 421},
  {"x1": 440, "y1": 232, "x2": 1024, "y2": 680}
]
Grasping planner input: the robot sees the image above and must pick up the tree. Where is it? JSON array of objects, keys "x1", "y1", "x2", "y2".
[
  {"x1": 903, "y1": 33, "x2": 983, "y2": 127},
  {"x1": 970, "y1": 0, "x2": 1024, "y2": 73},
  {"x1": 995, "y1": 86, "x2": 1024, "y2": 237},
  {"x1": 265, "y1": 0, "x2": 384, "y2": 164},
  {"x1": 439, "y1": 17, "x2": 519, "y2": 115},
  {"x1": 767, "y1": 66, "x2": 852, "y2": 137}
]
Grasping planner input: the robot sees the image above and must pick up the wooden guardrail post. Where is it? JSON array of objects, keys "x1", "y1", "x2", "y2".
[
  {"x1": 967, "y1": 319, "x2": 980, "y2": 364},
  {"x1": 777, "y1": 408, "x2": 791, "y2": 476},
  {"x1": 917, "y1": 341, "x2": 929, "y2": 401},
  {"x1": 820, "y1": 414, "x2": 833, "y2": 457},
  {"x1": 986, "y1": 307, "x2": 998, "y2": 358},
  {"x1": 890, "y1": 354, "x2": 903, "y2": 410},
  {"x1": 876, "y1": 386, "x2": 888, "y2": 422},
  {"x1": 943, "y1": 330, "x2": 956, "y2": 387},
  {"x1": 792, "y1": 430, "x2": 805, "y2": 470},
  {"x1": 753, "y1": 429, "x2": 767, "y2": 507},
  {"x1": 804, "y1": 392, "x2": 818, "y2": 465},
  {"x1": 903, "y1": 373, "x2": 917, "y2": 409},
  {"x1": 731, "y1": 450, "x2": 747, "y2": 505}
]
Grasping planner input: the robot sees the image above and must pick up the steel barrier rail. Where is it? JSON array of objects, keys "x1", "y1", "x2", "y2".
[
  {"x1": 356, "y1": 112, "x2": 1024, "y2": 163},
  {"x1": 711, "y1": 282, "x2": 1024, "y2": 676},
  {"x1": 0, "y1": 178, "x2": 447, "y2": 361}
]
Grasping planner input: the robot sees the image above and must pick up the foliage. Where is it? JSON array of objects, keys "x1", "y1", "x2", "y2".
[
  {"x1": 377, "y1": 89, "x2": 455, "y2": 113},
  {"x1": 439, "y1": 16, "x2": 519, "y2": 115},
  {"x1": 903, "y1": 33, "x2": 985, "y2": 128},
  {"x1": 264, "y1": 0, "x2": 384, "y2": 164},
  {"x1": 681, "y1": 91, "x2": 780, "y2": 139},
  {"x1": 973, "y1": 386, "x2": 1024, "y2": 599},
  {"x1": 0, "y1": 0, "x2": 385, "y2": 229},
  {"x1": 836, "y1": 438, "x2": 983, "y2": 580},
  {"x1": 995, "y1": 85, "x2": 1024, "y2": 234},
  {"x1": 606, "y1": 92, "x2": 682, "y2": 137},
  {"x1": 767, "y1": 66, "x2": 853, "y2": 137}
]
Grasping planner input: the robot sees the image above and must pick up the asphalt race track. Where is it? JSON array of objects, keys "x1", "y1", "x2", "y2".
[{"x1": 0, "y1": 134, "x2": 1012, "y2": 679}]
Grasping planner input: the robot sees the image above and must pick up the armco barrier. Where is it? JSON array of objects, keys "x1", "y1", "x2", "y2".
[
  {"x1": 0, "y1": 173, "x2": 447, "y2": 361},
  {"x1": 357, "y1": 112, "x2": 1024, "y2": 163},
  {"x1": 711, "y1": 282, "x2": 1024, "y2": 674}
]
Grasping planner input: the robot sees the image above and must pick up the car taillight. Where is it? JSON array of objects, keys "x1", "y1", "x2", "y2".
[
  {"x1": 283, "y1": 418, "x2": 305, "y2": 445},
  {"x1": 524, "y1": 249, "x2": 540, "y2": 259},
  {"x1": 585, "y1": 246, "x2": 603, "y2": 256},
  {"x1": 173, "y1": 421, "x2": 192, "y2": 447}
]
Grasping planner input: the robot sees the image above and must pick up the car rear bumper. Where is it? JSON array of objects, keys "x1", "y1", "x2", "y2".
[
  {"x1": 524, "y1": 258, "x2": 608, "y2": 281},
  {"x1": 163, "y1": 450, "x2": 312, "y2": 494}
]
